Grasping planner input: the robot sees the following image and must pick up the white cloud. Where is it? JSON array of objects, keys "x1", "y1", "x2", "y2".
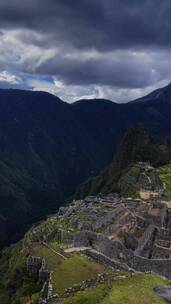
[
  {"x1": 96, "y1": 79, "x2": 171, "y2": 103},
  {"x1": 0, "y1": 30, "x2": 171, "y2": 103},
  {"x1": 0, "y1": 29, "x2": 57, "y2": 73},
  {"x1": 0, "y1": 70, "x2": 21, "y2": 84},
  {"x1": 27, "y1": 77, "x2": 100, "y2": 102},
  {"x1": 25, "y1": 74, "x2": 170, "y2": 103}
]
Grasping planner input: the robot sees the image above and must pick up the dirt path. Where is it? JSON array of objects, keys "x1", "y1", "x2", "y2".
[
  {"x1": 64, "y1": 246, "x2": 90, "y2": 253},
  {"x1": 139, "y1": 190, "x2": 159, "y2": 200}
]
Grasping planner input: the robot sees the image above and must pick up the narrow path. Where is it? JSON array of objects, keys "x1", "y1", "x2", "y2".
[
  {"x1": 42, "y1": 242, "x2": 67, "y2": 260},
  {"x1": 64, "y1": 246, "x2": 90, "y2": 253}
]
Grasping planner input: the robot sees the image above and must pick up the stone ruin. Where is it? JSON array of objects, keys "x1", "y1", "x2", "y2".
[
  {"x1": 26, "y1": 167, "x2": 171, "y2": 303},
  {"x1": 53, "y1": 192, "x2": 171, "y2": 279}
]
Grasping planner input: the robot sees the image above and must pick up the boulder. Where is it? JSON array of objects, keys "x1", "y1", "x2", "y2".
[{"x1": 154, "y1": 286, "x2": 171, "y2": 303}]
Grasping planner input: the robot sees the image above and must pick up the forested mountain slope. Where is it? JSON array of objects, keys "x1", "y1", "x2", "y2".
[{"x1": 0, "y1": 83, "x2": 171, "y2": 246}]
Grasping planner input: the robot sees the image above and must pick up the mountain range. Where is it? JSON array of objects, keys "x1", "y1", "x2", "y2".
[{"x1": 0, "y1": 83, "x2": 171, "y2": 247}]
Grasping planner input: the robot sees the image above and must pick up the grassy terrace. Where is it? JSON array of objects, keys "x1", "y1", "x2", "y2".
[
  {"x1": 58, "y1": 284, "x2": 108, "y2": 304},
  {"x1": 58, "y1": 273, "x2": 171, "y2": 304},
  {"x1": 31, "y1": 243, "x2": 106, "y2": 296},
  {"x1": 102, "y1": 273, "x2": 170, "y2": 304},
  {"x1": 159, "y1": 165, "x2": 171, "y2": 195}
]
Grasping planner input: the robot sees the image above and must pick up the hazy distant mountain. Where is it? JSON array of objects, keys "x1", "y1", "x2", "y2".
[{"x1": 0, "y1": 84, "x2": 171, "y2": 247}]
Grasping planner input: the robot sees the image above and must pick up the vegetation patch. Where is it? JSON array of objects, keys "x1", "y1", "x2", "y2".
[
  {"x1": 52, "y1": 254, "x2": 106, "y2": 295},
  {"x1": 31, "y1": 244, "x2": 106, "y2": 296},
  {"x1": 159, "y1": 165, "x2": 171, "y2": 194},
  {"x1": 0, "y1": 241, "x2": 40, "y2": 304},
  {"x1": 102, "y1": 273, "x2": 171, "y2": 304},
  {"x1": 54, "y1": 273, "x2": 171, "y2": 304},
  {"x1": 118, "y1": 164, "x2": 141, "y2": 198},
  {"x1": 58, "y1": 284, "x2": 108, "y2": 304},
  {"x1": 30, "y1": 243, "x2": 67, "y2": 269}
]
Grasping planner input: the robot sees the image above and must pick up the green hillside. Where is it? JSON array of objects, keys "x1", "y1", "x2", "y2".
[
  {"x1": 75, "y1": 125, "x2": 170, "y2": 199},
  {"x1": 159, "y1": 165, "x2": 171, "y2": 195}
]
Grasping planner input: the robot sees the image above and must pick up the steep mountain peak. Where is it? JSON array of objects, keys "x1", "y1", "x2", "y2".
[
  {"x1": 158, "y1": 82, "x2": 171, "y2": 97},
  {"x1": 131, "y1": 82, "x2": 171, "y2": 104}
]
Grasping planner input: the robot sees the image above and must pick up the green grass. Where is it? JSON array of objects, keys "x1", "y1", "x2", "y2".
[
  {"x1": 101, "y1": 273, "x2": 171, "y2": 304},
  {"x1": 53, "y1": 254, "x2": 105, "y2": 295},
  {"x1": 159, "y1": 165, "x2": 171, "y2": 194},
  {"x1": 31, "y1": 243, "x2": 66, "y2": 269},
  {"x1": 58, "y1": 284, "x2": 108, "y2": 304},
  {"x1": 31, "y1": 244, "x2": 106, "y2": 296},
  {"x1": 54, "y1": 273, "x2": 170, "y2": 304}
]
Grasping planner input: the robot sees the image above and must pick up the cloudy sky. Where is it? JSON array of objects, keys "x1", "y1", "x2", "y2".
[{"x1": 0, "y1": 0, "x2": 171, "y2": 102}]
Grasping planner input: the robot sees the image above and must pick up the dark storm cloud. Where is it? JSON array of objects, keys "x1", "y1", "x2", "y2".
[
  {"x1": 0, "y1": 0, "x2": 171, "y2": 50},
  {"x1": 0, "y1": 0, "x2": 171, "y2": 100},
  {"x1": 37, "y1": 51, "x2": 160, "y2": 88}
]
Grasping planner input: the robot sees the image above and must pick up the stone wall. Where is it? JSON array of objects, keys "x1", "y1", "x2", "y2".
[
  {"x1": 85, "y1": 249, "x2": 131, "y2": 272},
  {"x1": 27, "y1": 256, "x2": 43, "y2": 277},
  {"x1": 157, "y1": 228, "x2": 171, "y2": 240},
  {"x1": 63, "y1": 272, "x2": 109, "y2": 297},
  {"x1": 92, "y1": 206, "x2": 126, "y2": 231},
  {"x1": 45, "y1": 228, "x2": 74, "y2": 244},
  {"x1": 27, "y1": 255, "x2": 51, "y2": 304},
  {"x1": 129, "y1": 255, "x2": 171, "y2": 279},
  {"x1": 152, "y1": 244, "x2": 170, "y2": 259},
  {"x1": 45, "y1": 228, "x2": 96, "y2": 247},
  {"x1": 104, "y1": 211, "x2": 136, "y2": 236},
  {"x1": 92, "y1": 233, "x2": 132, "y2": 261},
  {"x1": 85, "y1": 246, "x2": 171, "y2": 279},
  {"x1": 135, "y1": 224, "x2": 157, "y2": 258},
  {"x1": 73, "y1": 231, "x2": 97, "y2": 247},
  {"x1": 160, "y1": 205, "x2": 168, "y2": 227},
  {"x1": 27, "y1": 255, "x2": 49, "y2": 282},
  {"x1": 146, "y1": 202, "x2": 167, "y2": 227}
]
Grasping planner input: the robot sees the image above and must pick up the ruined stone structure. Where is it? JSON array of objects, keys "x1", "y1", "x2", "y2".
[
  {"x1": 52, "y1": 192, "x2": 171, "y2": 279},
  {"x1": 27, "y1": 165, "x2": 171, "y2": 302}
]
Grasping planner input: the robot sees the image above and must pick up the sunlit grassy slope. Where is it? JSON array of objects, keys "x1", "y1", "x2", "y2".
[
  {"x1": 32, "y1": 243, "x2": 105, "y2": 295},
  {"x1": 59, "y1": 273, "x2": 171, "y2": 304}
]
